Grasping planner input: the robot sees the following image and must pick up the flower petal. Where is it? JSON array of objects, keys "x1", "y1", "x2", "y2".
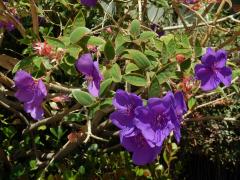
[
  {"x1": 75, "y1": 53, "x2": 94, "y2": 76},
  {"x1": 88, "y1": 79, "x2": 100, "y2": 97},
  {"x1": 110, "y1": 111, "x2": 134, "y2": 129},
  {"x1": 174, "y1": 91, "x2": 187, "y2": 116},
  {"x1": 81, "y1": 0, "x2": 97, "y2": 7},
  {"x1": 195, "y1": 64, "x2": 220, "y2": 91},
  {"x1": 215, "y1": 49, "x2": 227, "y2": 68},
  {"x1": 132, "y1": 145, "x2": 160, "y2": 166},
  {"x1": 201, "y1": 48, "x2": 216, "y2": 66},
  {"x1": 216, "y1": 67, "x2": 232, "y2": 87}
]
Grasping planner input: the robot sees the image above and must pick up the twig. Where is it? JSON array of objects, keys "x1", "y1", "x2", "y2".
[
  {"x1": 172, "y1": 0, "x2": 189, "y2": 31},
  {"x1": 201, "y1": 0, "x2": 226, "y2": 46},
  {"x1": 184, "y1": 115, "x2": 240, "y2": 122},
  {"x1": 0, "y1": 97, "x2": 29, "y2": 125},
  {"x1": 47, "y1": 83, "x2": 73, "y2": 93},
  {"x1": 162, "y1": 11, "x2": 240, "y2": 31},
  {"x1": 184, "y1": 92, "x2": 236, "y2": 117},
  {"x1": 26, "y1": 104, "x2": 81, "y2": 132},
  {"x1": 138, "y1": 0, "x2": 142, "y2": 21},
  {"x1": 29, "y1": 0, "x2": 39, "y2": 38}
]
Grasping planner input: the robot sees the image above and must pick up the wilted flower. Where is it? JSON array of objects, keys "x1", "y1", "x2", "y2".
[
  {"x1": 194, "y1": 48, "x2": 232, "y2": 91},
  {"x1": 75, "y1": 53, "x2": 103, "y2": 97},
  {"x1": 81, "y1": 0, "x2": 98, "y2": 7},
  {"x1": 14, "y1": 70, "x2": 47, "y2": 120},
  {"x1": 33, "y1": 41, "x2": 52, "y2": 57}
]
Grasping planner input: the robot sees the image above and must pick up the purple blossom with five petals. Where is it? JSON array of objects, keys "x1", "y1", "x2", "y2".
[
  {"x1": 134, "y1": 91, "x2": 187, "y2": 146},
  {"x1": 195, "y1": 48, "x2": 232, "y2": 91},
  {"x1": 81, "y1": 0, "x2": 97, "y2": 7},
  {"x1": 75, "y1": 53, "x2": 103, "y2": 97},
  {"x1": 14, "y1": 70, "x2": 47, "y2": 120},
  {"x1": 110, "y1": 90, "x2": 143, "y2": 132}
]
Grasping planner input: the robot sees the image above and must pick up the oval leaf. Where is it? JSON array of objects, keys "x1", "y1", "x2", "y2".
[
  {"x1": 104, "y1": 40, "x2": 115, "y2": 60},
  {"x1": 130, "y1": 19, "x2": 140, "y2": 37},
  {"x1": 72, "y1": 89, "x2": 95, "y2": 106},
  {"x1": 123, "y1": 74, "x2": 147, "y2": 86},
  {"x1": 126, "y1": 49, "x2": 151, "y2": 69},
  {"x1": 70, "y1": 27, "x2": 91, "y2": 44},
  {"x1": 111, "y1": 64, "x2": 122, "y2": 82}
]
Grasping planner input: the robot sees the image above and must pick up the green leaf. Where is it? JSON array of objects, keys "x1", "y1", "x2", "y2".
[
  {"x1": 73, "y1": 10, "x2": 85, "y2": 28},
  {"x1": 100, "y1": 78, "x2": 113, "y2": 96},
  {"x1": 70, "y1": 27, "x2": 91, "y2": 44},
  {"x1": 188, "y1": 97, "x2": 196, "y2": 110},
  {"x1": 194, "y1": 39, "x2": 202, "y2": 57},
  {"x1": 126, "y1": 49, "x2": 151, "y2": 69},
  {"x1": 156, "y1": 62, "x2": 177, "y2": 84},
  {"x1": 139, "y1": 31, "x2": 157, "y2": 41},
  {"x1": 130, "y1": 19, "x2": 140, "y2": 37},
  {"x1": 44, "y1": 36, "x2": 65, "y2": 48},
  {"x1": 111, "y1": 64, "x2": 122, "y2": 82},
  {"x1": 87, "y1": 36, "x2": 106, "y2": 47},
  {"x1": 148, "y1": 76, "x2": 160, "y2": 98},
  {"x1": 104, "y1": 40, "x2": 115, "y2": 60},
  {"x1": 123, "y1": 74, "x2": 147, "y2": 86},
  {"x1": 72, "y1": 89, "x2": 95, "y2": 106},
  {"x1": 125, "y1": 63, "x2": 139, "y2": 74},
  {"x1": 67, "y1": 44, "x2": 82, "y2": 58}
]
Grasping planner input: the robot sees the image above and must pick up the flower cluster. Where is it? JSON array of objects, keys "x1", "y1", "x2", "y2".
[
  {"x1": 110, "y1": 90, "x2": 187, "y2": 165},
  {"x1": 195, "y1": 48, "x2": 232, "y2": 91},
  {"x1": 14, "y1": 70, "x2": 47, "y2": 120},
  {"x1": 75, "y1": 53, "x2": 103, "y2": 97}
]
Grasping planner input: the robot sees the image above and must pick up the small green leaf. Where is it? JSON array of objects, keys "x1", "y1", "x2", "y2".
[
  {"x1": 70, "y1": 27, "x2": 91, "y2": 44},
  {"x1": 44, "y1": 36, "x2": 65, "y2": 48},
  {"x1": 126, "y1": 49, "x2": 151, "y2": 69},
  {"x1": 72, "y1": 89, "x2": 95, "y2": 106},
  {"x1": 130, "y1": 19, "x2": 140, "y2": 37},
  {"x1": 100, "y1": 78, "x2": 112, "y2": 96},
  {"x1": 156, "y1": 62, "x2": 177, "y2": 84},
  {"x1": 73, "y1": 10, "x2": 85, "y2": 28},
  {"x1": 111, "y1": 64, "x2": 122, "y2": 82},
  {"x1": 125, "y1": 63, "x2": 139, "y2": 74},
  {"x1": 194, "y1": 39, "x2": 202, "y2": 57},
  {"x1": 139, "y1": 31, "x2": 157, "y2": 41},
  {"x1": 188, "y1": 97, "x2": 196, "y2": 110},
  {"x1": 123, "y1": 74, "x2": 147, "y2": 86},
  {"x1": 104, "y1": 40, "x2": 115, "y2": 60},
  {"x1": 148, "y1": 76, "x2": 160, "y2": 98}
]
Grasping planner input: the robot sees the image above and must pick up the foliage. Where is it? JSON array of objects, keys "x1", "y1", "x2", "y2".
[{"x1": 0, "y1": 0, "x2": 240, "y2": 179}]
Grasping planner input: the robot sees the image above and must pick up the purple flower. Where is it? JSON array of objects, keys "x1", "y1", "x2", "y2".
[
  {"x1": 110, "y1": 90, "x2": 143, "y2": 131},
  {"x1": 172, "y1": 91, "x2": 187, "y2": 143},
  {"x1": 135, "y1": 91, "x2": 187, "y2": 146},
  {"x1": 195, "y1": 48, "x2": 232, "y2": 91},
  {"x1": 14, "y1": 70, "x2": 47, "y2": 120},
  {"x1": 81, "y1": 0, "x2": 97, "y2": 7},
  {"x1": 75, "y1": 53, "x2": 103, "y2": 97},
  {"x1": 120, "y1": 129, "x2": 161, "y2": 165}
]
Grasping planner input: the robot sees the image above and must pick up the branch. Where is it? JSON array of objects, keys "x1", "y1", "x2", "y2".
[
  {"x1": 26, "y1": 104, "x2": 81, "y2": 132},
  {"x1": 201, "y1": 0, "x2": 227, "y2": 46},
  {"x1": 184, "y1": 115, "x2": 240, "y2": 123},
  {"x1": 162, "y1": 11, "x2": 240, "y2": 31},
  {"x1": 29, "y1": 0, "x2": 39, "y2": 38},
  {"x1": 184, "y1": 92, "x2": 236, "y2": 118}
]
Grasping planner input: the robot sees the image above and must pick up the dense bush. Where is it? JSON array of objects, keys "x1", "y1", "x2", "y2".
[{"x1": 0, "y1": 0, "x2": 240, "y2": 179}]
